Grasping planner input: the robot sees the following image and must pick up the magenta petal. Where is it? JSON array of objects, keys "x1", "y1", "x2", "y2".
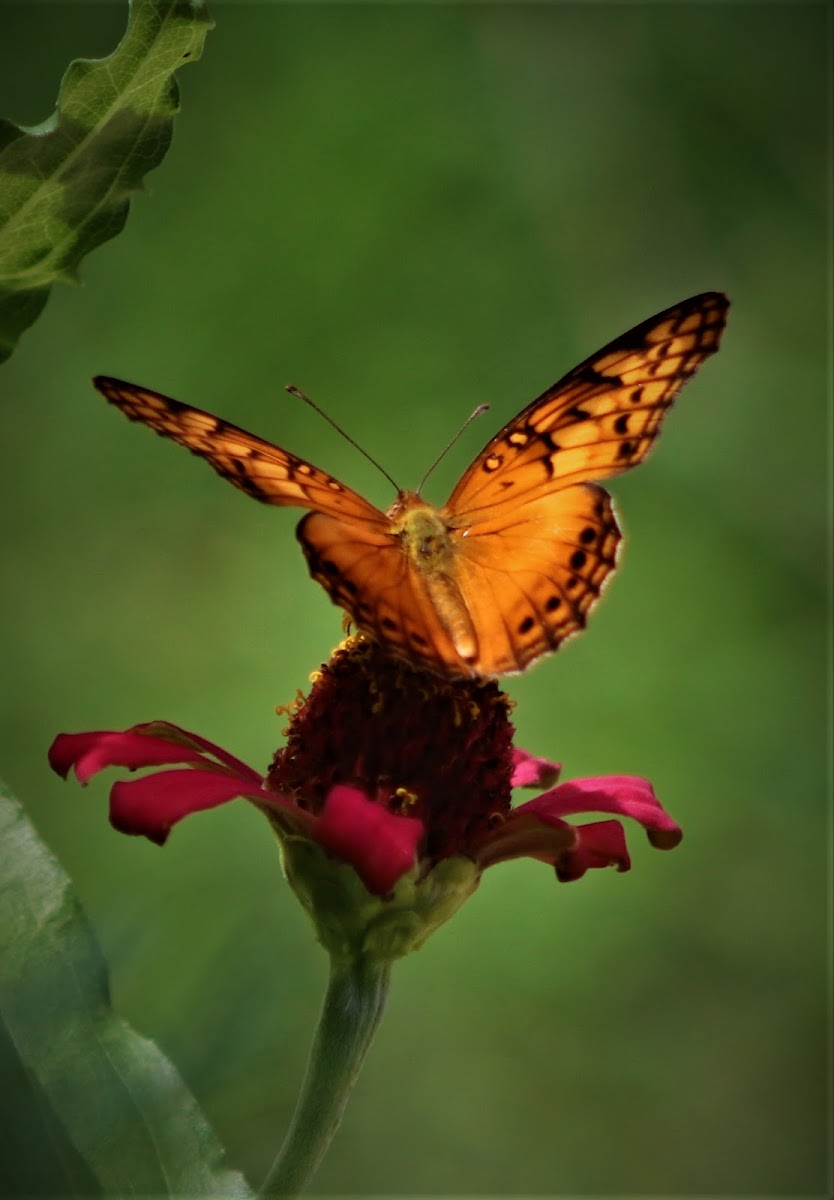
[
  {"x1": 519, "y1": 775, "x2": 682, "y2": 849},
  {"x1": 110, "y1": 768, "x2": 271, "y2": 844},
  {"x1": 511, "y1": 748, "x2": 561, "y2": 789},
  {"x1": 475, "y1": 809, "x2": 577, "y2": 869},
  {"x1": 49, "y1": 730, "x2": 209, "y2": 785},
  {"x1": 556, "y1": 820, "x2": 631, "y2": 882},
  {"x1": 315, "y1": 784, "x2": 424, "y2": 896},
  {"x1": 132, "y1": 721, "x2": 264, "y2": 784}
]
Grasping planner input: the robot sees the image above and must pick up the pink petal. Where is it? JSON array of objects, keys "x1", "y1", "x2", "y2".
[
  {"x1": 49, "y1": 723, "x2": 264, "y2": 789},
  {"x1": 518, "y1": 775, "x2": 682, "y2": 849},
  {"x1": 110, "y1": 768, "x2": 273, "y2": 844},
  {"x1": 49, "y1": 730, "x2": 210, "y2": 785},
  {"x1": 555, "y1": 820, "x2": 631, "y2": 882},
  {"x1": 133, "y1": 721, "x2": 264, "y2": 784},
  {"x1": 511, "y1": 748, "x2": 561, "y2": 789},
  {"x1": 315, "y1": 784, "x2": 424, "y2": 896},
  {"x1": 475, "y1": 810, "x2": 577, "y2": 869}
]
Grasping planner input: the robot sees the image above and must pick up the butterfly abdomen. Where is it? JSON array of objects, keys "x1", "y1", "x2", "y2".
[{"x1": 386, "y1": 495, "x2": 479, "y2": 665}]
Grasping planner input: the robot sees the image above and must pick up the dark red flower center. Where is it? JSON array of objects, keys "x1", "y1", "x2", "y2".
[{"x1": 267, "y1": 636, "x2": 514, "y2": 863}]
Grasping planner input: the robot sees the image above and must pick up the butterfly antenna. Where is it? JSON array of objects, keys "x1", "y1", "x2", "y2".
[
  {"x1": 415, "y1": 403, "x2": 490, "y2": 496},
  {"x1": 286, "y1": 385, "x2": 401, "y2": 493}
]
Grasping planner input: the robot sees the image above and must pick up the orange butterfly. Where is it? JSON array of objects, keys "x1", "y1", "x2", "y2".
[{"x1": 94, "y1": 292, "x2": 728, "y2": 678}]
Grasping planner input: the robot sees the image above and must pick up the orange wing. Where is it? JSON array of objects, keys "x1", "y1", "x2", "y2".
[
  {"x1": 446, "y1": 291, "x2": 729, "y2": 519},
  {"x1": 93, "y1": 377, "x2": 386, "y2": 525},
  {"x1": 95, "y1": 373, "x2": 466, "y2": 669},
  {"x1": 94, "y1": 377, "x2": 410, "y2": 652},
  {"x1": 435, "y1": 292, "x2": 729, "y2": 675},
  {"x1": 448, "y1": 485, "x2": 621, "y2": 675}
]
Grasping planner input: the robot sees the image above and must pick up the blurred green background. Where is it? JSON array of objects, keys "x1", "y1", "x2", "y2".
[{"x1": 1, "y1": 3, "x2": 829, "y2": 1195}]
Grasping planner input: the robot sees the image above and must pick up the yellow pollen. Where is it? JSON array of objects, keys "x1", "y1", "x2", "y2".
[{"x1": 275, "y1": 689, "x2": 306, "y2": 719}]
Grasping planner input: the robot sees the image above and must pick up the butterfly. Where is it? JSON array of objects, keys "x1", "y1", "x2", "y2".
[{"x1": 93, "y1": 291, "x2": 728, "y2": 679}]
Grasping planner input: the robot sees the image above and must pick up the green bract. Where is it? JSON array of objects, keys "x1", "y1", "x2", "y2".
[{"x1": 280, "y1": 835, "x2": 481, "y2": 964}]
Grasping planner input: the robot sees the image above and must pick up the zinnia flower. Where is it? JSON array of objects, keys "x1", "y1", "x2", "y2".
[{"x1": 49, "y1": 636, "x2": 681, "y2": 959}]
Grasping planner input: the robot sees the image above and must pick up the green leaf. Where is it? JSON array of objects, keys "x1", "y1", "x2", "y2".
[
  {"x1": 0, "y1": 0, "x2": 213, "y2": 365},
  {"x1": 0, "y1": 780, "x2": 251, "y2": 1197}
]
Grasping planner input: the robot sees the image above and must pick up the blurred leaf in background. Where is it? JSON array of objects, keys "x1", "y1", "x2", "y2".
[
  {"x1": 0, "y1": 781, "x2": 250, "y2": 1196},
  {"x1": 0, "y1": 3, "x2": 829, "y2": 1197},
  {"x1": 0, "y1": 0, "x2": 212, "y2": 365}
]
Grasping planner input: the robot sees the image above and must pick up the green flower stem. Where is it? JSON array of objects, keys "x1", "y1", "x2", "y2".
[{"x1": 260, "y1": 954, "x2": 391, "y2": 1198}]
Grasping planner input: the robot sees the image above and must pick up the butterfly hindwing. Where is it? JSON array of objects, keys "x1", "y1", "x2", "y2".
[
  {"x1": 299, "y1": 481, "x2": 620, "y2": 679},
  {"x1": 93, "y1": 377, "x2": 385, "y2": 527},
  {"x1": 450, "y1": 484, "x2": 621, "y2": 675}
]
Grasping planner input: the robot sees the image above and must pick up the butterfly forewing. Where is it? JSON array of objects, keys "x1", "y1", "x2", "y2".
[
  {"x1": 93, "y1": 377, "x2": 386, "y2": 527},
  {"x1": 446, "y1": 292, "x2": 729, "y2": 518}
]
